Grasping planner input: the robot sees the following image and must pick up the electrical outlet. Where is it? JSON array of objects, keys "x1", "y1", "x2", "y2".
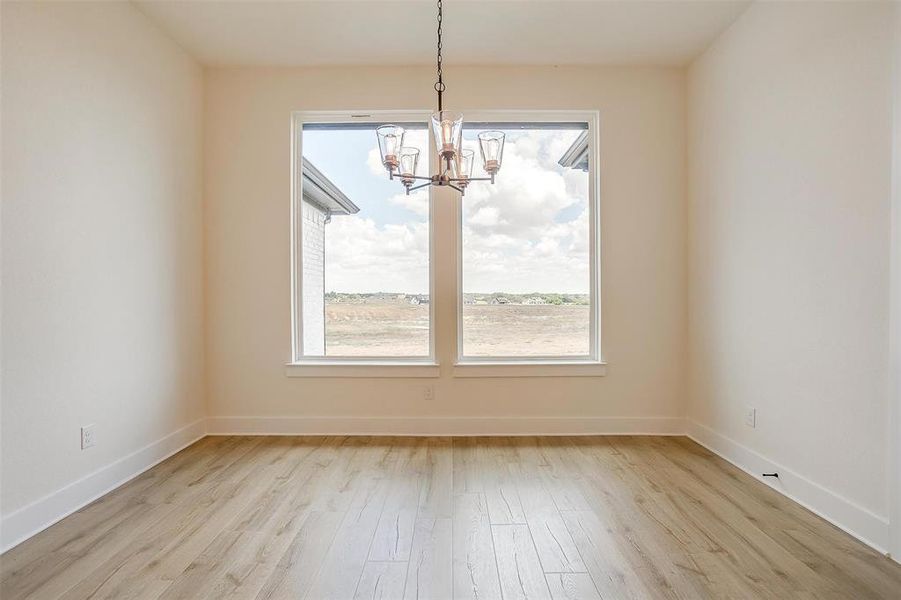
[
  {"x1": 744, "y1": 407, "x2": 756, "y2": 428},
  {"x1": 81, "y1": 424, "x2": 96, "y2": 449},
  {"x1": 423, "y1": 386, "x2": 434, "y2": 401}
]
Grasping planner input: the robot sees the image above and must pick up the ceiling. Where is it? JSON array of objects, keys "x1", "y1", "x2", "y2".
[{"x1": 134, "y1": 0, "x2": 752, "y2": 68}]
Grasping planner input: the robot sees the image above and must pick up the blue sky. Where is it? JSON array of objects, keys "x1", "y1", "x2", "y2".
[
  {"x1": 303, "y1": 128, "x2": 428, "y2": 227},
  {"x1": 302, "y1": 125, "x2": 589, "y2": 295}
]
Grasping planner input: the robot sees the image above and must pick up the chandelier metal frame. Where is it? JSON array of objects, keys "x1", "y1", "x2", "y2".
[{"x1": 375, "y1": 0, "x2": 505, "y2": 196}]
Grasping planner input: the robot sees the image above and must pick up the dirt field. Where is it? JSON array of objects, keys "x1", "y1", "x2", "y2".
[
  {"x1": 325, "y1": 300, "x2": 590, "y2": 356},
  {"x1": 462, "y1": 303, "x2": 590, "y2": 356}
]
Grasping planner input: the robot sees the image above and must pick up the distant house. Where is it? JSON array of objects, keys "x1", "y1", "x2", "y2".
[
  {"x1": 301, "y1": 159, "x2": 359, "y2": 355},
  {"x1": 491, "y1": 297, "x2": 510, "y2": 305},
  {"x1": 523, "y1": 296, "x2": 547, "y2": 305},
  {"x1": 558, "y1": 130, "x2": 589, "y2": 172},
  {"x1": 409, "y1": 295, "x2": 430, "y2": 305}
]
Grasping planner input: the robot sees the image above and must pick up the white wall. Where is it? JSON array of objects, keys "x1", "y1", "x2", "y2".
[
  {"x1": 1, "y1": 1, "x2": 204, "y2": 546},
  {"x1": 203, "y1": 66, "x2": 687, "y2": 429},
  {"x1": 688, "y1": 1, "x2": 896, "y2": 548}
]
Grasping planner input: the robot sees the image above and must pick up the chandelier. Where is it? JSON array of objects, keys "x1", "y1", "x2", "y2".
[{"x1": 375, "y1": 0, "x2": 505, "y2": 196}]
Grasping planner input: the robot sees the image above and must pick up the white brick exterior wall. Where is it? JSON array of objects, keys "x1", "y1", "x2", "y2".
[{"x1": 302, "y1": 200, "x2": 327, "y2": 355}]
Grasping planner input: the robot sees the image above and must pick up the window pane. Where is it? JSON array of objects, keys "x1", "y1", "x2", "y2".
[
  {"x1": 301, "y1": 123, "x2": 430, "y2": 357},
  {"x1": 461, "y1": 124, "x2": 591, "y2": 357}
]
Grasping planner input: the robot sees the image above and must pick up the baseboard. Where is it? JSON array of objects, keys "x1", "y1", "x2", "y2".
[
  {"x1": 205, "y1": 415, "x2": 686, "y2": 436},
  {"x1": 0, "y1": 418, "x2": 207, "y2": 553},
  {"x1": 686, "y1": 420, "x2": 891, "y2": 555}
]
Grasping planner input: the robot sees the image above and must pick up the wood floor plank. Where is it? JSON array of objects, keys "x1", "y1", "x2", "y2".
[
  {"x1": 509, "y1": 461, "x2": 585, "y2": 574},
  {"x1": 453, "y1": 493, "x2": 502, "y2": 600},
  {"x1": 55, "y1": 501, "x2": 232, "y2": 600},
  {"x1": 58, "y1": 475, "x2": 280, "y2": 599},
  {"x1": 403, "y1": 517, "x2": 453, "y2": 600},
  {"x1": 143, "y1": 436, "x2": 267, "y2": 505},
  {"x1": 566, "y1": 436, "x2": 769, "y2": 598},
  {"x1": 369, "y1": 440, "x2": 422, "y2": 561},
  {"x1": 526, "y1": 512, "x2": 586, "y2": 575},
  {"x1": 228, "y1": 437, "x2": 337, "y2": 535},
  {"x1": 561, "y1": 509, "x2": 653, "y2": 600},
  {"x1": 453, "y1": 437, "x2": 485, "y2": 494},
  {"x1": 159, "y1": 442, "x2": 339, "y2": 600},
  {"x1": 2, "y1": 435, "x2": 899, "y2": 600},
  {"x1": 534, "y1": 439, "x2": 592, "y2": 512},
  {"x1": 60, "y1": 439, "x2": 337, "y2": 600},
  {"x1": 605, "y1": 438, "x2": 839, "y2": 598},
  {"x1": 545, "y1": 573, "x2": 602, "y2": 600},
  {"x1": 417, "y1": 438, "x2": 453, "y2": 520},
  {"x1": 491, "y1": 524, "x2": 552, "y2": 600},
  {"x1": 157, "y1": 529, "x2": 270, "y2": 600},
  {"x1": 302, "y1": 475, "x2": 389, "y2": 600},
  {"x1": 1, "y1": 501, "x2": 179, "y2": 600},
  {"x1": 480, "y1": 439, "x2": 527, "y2": 526},
  {"x1": 254, "y1": 510, "x2": 345, "y2": 600},
  {"x1": 353, "y1": 562, "x2": 408, "y2": 600}
]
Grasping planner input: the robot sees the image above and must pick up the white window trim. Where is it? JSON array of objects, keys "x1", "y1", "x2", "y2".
[
  {"x1": 285, "y1": 360, "x2": 440, "y2": 378},
  {"x1": 288, "y1": 110, "x2": 437, "y2": 372},
  {"x1": 453, "y1": 110, "x2": 605, "y2": 377},
  {"x1": 453, "y1": 361, "x2": 607, "y2": 378}
]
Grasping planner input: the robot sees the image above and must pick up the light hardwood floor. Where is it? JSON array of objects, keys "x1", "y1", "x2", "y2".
[{"x1": 2, "y1": 436, "x2": 899, "y2": 599}]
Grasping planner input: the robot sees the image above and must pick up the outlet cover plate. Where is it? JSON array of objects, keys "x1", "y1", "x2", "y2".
[
  {"x1": 81, "y1": 424, "x2": 96, "y2": 449},
  {"x1": 744, "y1": 408, "x2": 756, "y2": 428}
]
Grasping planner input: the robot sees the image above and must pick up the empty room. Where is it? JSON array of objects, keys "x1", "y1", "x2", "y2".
[{"x1": 2, "y1": 0, "x2": 901, "y2": 598}]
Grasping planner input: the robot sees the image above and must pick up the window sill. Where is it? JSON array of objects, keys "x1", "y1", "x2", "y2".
[
  {"x1": 285, "y1": 361, "x2": 440, "y2": 378},
  {"x1": 452, "y1": 361, "x2": 607, "y2": 378}
]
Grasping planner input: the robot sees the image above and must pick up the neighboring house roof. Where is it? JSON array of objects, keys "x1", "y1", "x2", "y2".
[
  {"x1": 302, "y1": 158, "x2": 360, "y2": 215},
  {"x1": 557, "y1": 130, "x2": 589, "y2": 172}
]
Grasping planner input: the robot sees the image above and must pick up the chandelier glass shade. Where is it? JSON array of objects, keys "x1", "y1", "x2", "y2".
[
  {"x1": 376, "y1": 125, "x2": 405, "y2": 171},
  {"x1": 477, "y1": 131, "x2": 505, "y2": 174},
  {"x1": 458, "y1": 148, "x2": 475, "y2": 178},
  {"x1": 376, "y1": 0, "x2": 504, "y2": 196},
  {"x1": 398, "y1": 147, "x2": 420, "y2": 184},
  {"x1": 431, "y1": 111, "x2": 463, "y2": 158}
]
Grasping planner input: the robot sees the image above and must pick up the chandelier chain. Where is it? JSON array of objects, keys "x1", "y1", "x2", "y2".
[{"x1": 435, "y1": 0, "x2": 445, "y2": 110}]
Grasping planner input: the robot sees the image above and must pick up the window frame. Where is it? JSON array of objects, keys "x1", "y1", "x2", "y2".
[
  {"x1": 288, "y1": 110, "x2": 438, "y2": 373},
  {"x1": 453, "y1": 110, "x2": 604, "y2": 373}
]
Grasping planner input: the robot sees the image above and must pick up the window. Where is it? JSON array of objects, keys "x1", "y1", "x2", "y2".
[
  {"x1": 292, "y1": 113, "x2": 434, "y2": 363},
  {"x1": 457, "y1": 115, "x2": 600, "y2": 364},
  {"x1": 290, "y1": 111, "x2": 601, "y2": 375}
]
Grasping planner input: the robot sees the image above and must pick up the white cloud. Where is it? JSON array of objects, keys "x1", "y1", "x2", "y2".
[
  {"x1": 366, "y1": 146, "x2": 386, "y2": 177},
  {"x1": 468, "y1": 205, "x2": 500, "y2": 228},
  {"x1": 325, "y1": 216, "x2": 429, "y2": 293},
  {"x1": 462, "y1": 131, "x2": 581, "y2": 239},
  {"x1": 459, "y1": 129, "x2": 590, "y2": 293},
  {"x1": 387, "y1": 190, "x2": 429, "y2": 217}
]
